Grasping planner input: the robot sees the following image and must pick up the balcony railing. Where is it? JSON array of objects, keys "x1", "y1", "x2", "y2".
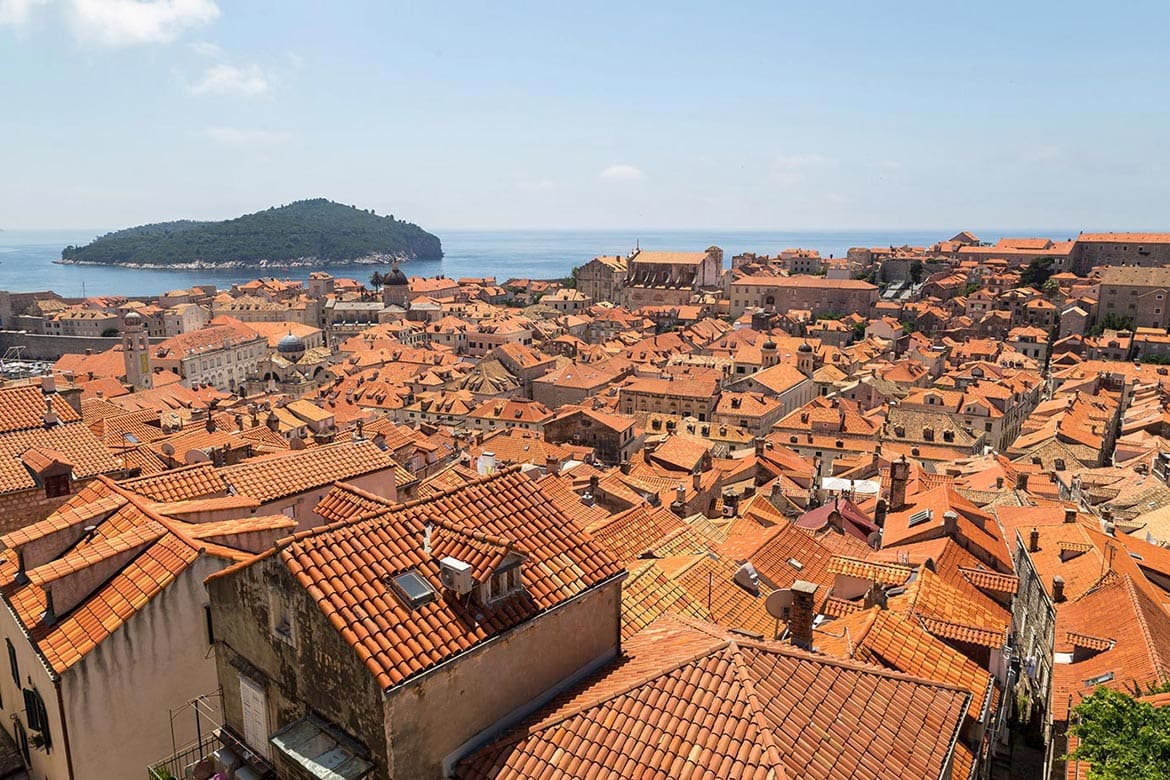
[{"x1": 147, "y1": 727, "x2": 274, "y2": 780}]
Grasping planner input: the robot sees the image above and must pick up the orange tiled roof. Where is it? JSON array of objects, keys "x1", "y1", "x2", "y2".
[
  {"x1": 221, "y1": 439, "x2": 399, "y2": 503},
  {"x1": 0, "y1": 422, "x2": 122, "y2": 495},
  {"x1": 119, "y1": 463, "x2": 228, "y2": 503},
  {"x1": 0, "y1": 477, "x2": 260, "y2": 674},
  {"x1": 266, "y1": 468, "x2": 623, "y2": 690},
  {"x1": 889, "y1": 567, "x2": 1009, "y2": 650},
  {"x1": 816, "y1": 607, "x2": 995, "y2": 724},
  {"x1": 828, "y1": 555, "x2": 913, "y2": 586},
  {"x1": 0, "y1": 386, "x2": 82, "y2": 433},
  {"x1": 457, "y1": 615, "x2": 970, "y2": 780}
]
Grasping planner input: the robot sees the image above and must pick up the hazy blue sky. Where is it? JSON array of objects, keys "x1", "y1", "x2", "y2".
[{"x1": 2, "y1": 1, "x2": 1168, "y2": 230}]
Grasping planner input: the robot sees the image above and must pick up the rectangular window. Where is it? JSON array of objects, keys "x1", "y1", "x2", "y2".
[
  {"x1": 7, "y1": 639, "x2": 17, "y2": 684},
  {"x1": 22, "y1": 688, "x2": 50, "y2": 751},
  {"x1": 269, "y1": 590, "x2": 296, "y2": 646},
  {"x1": 44, "y1": 474, "x2": 70, "y2": 499},
  {"x1": 204, "y1": 605, "x2": 215, "y2": 646}
]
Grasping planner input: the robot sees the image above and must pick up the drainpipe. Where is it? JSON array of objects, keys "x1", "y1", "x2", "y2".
[{"x1": 54, "y1": 678, "x2": 76, "y2": 780}]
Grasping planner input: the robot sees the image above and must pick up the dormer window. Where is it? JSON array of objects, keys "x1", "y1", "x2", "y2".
[{"x1": 483, "y1": 555, "x2": 525, "y2": 603}]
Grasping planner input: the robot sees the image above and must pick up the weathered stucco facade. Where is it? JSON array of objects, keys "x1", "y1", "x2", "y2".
[{"x1": 209, "y1": 553, "x2": 623, "y2": 779}]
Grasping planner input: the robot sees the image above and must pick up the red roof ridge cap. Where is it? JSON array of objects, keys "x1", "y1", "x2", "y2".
[{"x1": 96, "y1": 475, "x2": 200, "y2": 549}]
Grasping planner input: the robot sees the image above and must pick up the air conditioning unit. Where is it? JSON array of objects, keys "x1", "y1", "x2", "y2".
[{"x1": 439, "y1": 557, "x2": 474, "y2": 595}]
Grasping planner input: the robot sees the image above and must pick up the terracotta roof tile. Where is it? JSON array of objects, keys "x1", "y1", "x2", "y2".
[
  {"x1": 222, "y1": 440, "x2": 400, "y2": 503},
  {"x1": 119, "y1": 463, "x2": 228, "y2": 503},
  {"x1": 274, "y1": 468, "x2": 623, "y2": 690},
  {"x1": 828, "y1": 555, "x2": 913, "y2": 586},
  {"x1": 0, "y1": 386, "x2": 81, "y2": 433},
  {"x1": 458, "y1": 616, "x2": 970, "y2": 780}
]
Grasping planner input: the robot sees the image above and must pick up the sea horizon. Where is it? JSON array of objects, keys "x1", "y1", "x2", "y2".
[{"x1": 1, "y1": 226, "x2": 1080, "y2": 298}]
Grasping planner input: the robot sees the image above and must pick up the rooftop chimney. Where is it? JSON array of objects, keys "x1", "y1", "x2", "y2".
[
  {"x1": 788, "y1": 580, "x2": 818, "y2": 651},
  {"x1": 995, "y1": 476, "x2": 1004, "y2": 490},
  {"x1": 889, "y1": 456, "x2": 910, "y2": 511},
  {"x1": 619, "y1": 460, "x2": 631, "y2": 475},
  {"x1": 1016, "y1": 472, "x2": 1029, "y2": 491},
  {"x1": 476, "y1": 451, "x2": 496, "y2": 477},
  {"x1": 671, "y1": 481, "x2": 687, "y2": 517},
  {"x1": 1028, "y1": 527, "x2": 1040, "y2": 553},
  {"x1": 943, "y1": 510, "x2": 958, "y2": 536},
  {"x1": 1052, "y1": 575, "x2": 1066, "y2": 603}
]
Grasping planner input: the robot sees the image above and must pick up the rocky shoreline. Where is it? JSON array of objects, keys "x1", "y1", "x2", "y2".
[{"x1": 53, "y1": 252, "x2": 435, "y2": 270}]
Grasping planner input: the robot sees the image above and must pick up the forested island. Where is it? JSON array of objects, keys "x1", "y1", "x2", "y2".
[{"x1": 57, "y1": 199, "x2": 442, "y2": 268}]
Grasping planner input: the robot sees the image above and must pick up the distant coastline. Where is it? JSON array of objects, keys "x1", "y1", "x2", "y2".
[{"x1": 54, "y1": 252, "x2": 414, "y2": 271}]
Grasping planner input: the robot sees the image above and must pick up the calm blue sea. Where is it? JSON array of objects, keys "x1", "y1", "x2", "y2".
[{"x1": 0, "y1": 228, "x2": 1074, "y2": 298}]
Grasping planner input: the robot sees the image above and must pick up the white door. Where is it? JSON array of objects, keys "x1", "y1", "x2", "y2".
[{"x1": 238, "y1": 675, "x2": 271, "y2": 760}]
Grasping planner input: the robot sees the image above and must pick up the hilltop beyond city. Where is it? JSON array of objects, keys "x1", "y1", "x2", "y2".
[{"x1": 0, "y1": 229, "x2": 1167, "y2": 778}]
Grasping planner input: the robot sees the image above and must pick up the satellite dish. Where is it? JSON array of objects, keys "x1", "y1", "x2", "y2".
[
  {"x1": 765, "y1": 589, "x2": 794, "y2": 620},
  {"x1": 866, "y1": 530, "x2": 882, "y2": 550},
  {"x1": 161, "y1": 442, "x2": 175, "y2": 457},
  {"x1": 184, "y1": 448, "x2": 210, "y2": 464}
]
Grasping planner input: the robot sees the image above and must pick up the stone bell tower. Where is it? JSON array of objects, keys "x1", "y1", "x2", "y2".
[{"x1": 122, "y1": 311, "x2": 152, "y2": 391}]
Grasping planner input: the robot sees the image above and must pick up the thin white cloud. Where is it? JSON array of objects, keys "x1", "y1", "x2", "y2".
[
  {"x1": 772, "y1": 153, "x2": 836, "y2": 184},
  {"x1": 0, "y1": 0, "x2": 48, "y2": 26},
  {"x1": 190, "y1": 63, "x2": 269, "y2": 96},
  {"x1": 206, "y1": 125, "x2": 289, "y2": 145},
  {"x1": 516, "y1": 178, "x2": 556, "y2": 192},
  {"x1": 599, "y1": 164, "x2": 646, "y2": 183},
  {"x1": 189, "y1": 39, "x2": 221, "y2": 57},
  {"x1": 68, "y1": 0, "x2": 220, "y2": 45}
]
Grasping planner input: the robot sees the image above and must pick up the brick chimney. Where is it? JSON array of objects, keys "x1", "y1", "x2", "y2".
[
  {"x1": 1028, "y1": 527, "x2": 1040, "y2": 553},
  {"x1": 1016, "y1": 472, "x2": 1029, "y2": 491},
  {"x1": 619, "y1": 460, "x2": 631, "y2": 475},
  {"x1": 889, "y1": 456, "x2": 909, "y2": 511},
  {"x1": 671, "y1": 482, "x2": 687, "y2": 517},
  {"x1": 788, "y1": 580, "x2": 818, "y2": 651},
  {"x1": 943, "y1": 510, "x2": 958, "y2": 536},
  {"x1": 1052, "y1": 575, "x2": 1066, "y2": 603}
]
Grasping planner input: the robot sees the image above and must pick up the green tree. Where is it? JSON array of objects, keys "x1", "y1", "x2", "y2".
[
  {"x1": 369, "y1": 270, "x2": 384, "y2": 291},
  {"x1": 1068, "y1": 687, "x2": 1170, "y2": 779},
  {"x1": 1087, "y1": 313, "x2": 1135, "y2": 337},
  {"x1": 1020, "y1": 256, "x2": 1056, "y2": 288}
]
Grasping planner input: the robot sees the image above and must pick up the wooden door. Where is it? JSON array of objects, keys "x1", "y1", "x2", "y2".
[{"x1": 238, "y1": 675, "x2": 271, "y2": 760}]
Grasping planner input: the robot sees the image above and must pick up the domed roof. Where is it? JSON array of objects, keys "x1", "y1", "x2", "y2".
[
  {"x1": 798, "y1": 341, "x2": 814, "y2": 353},
  {"x1": 384, "y1": 265, "x2": 408, "y2": 285},
  {"x1": 123, "y1": 310, "x2": 144, "y2": 325},
  {"x1": 762, "y1": 339, "x2": 777, "y2": 350},
  {"x1": 277, "y1": 332, "x2": 306, "y2": 355}
]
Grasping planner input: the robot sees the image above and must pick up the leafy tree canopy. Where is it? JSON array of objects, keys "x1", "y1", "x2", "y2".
[
  {"x1": 1068, "y1": 687, "x2": 1170, "y2": 780},
  {"x1": 1020, "y1": 256, "x2": 1057, "y2": 289},
  {"x1": 60, "y1": 199, "x2": 442, "y2": 267}
]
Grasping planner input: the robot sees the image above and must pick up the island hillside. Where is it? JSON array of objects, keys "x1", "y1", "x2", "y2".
[{"x1": 58, "y1": 199, "x2": 442, "y2": 268}]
